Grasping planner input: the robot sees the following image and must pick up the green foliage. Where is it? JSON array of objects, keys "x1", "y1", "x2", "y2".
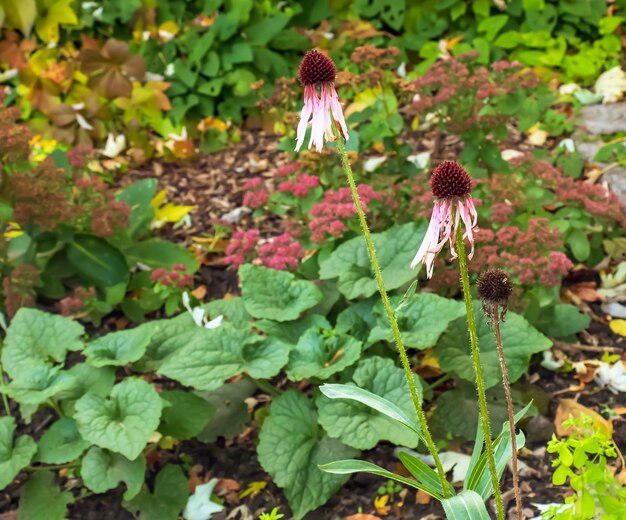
[
  {"x1": 257, "y1": 390, "x2": 358, "y2": 520},
  {"x1": 319, "y1": 223, "x2": 425, "y2": 299},
  {"x1": 435, "y1": 303, "x2": 552, "y2": 388},
  {"x1": 0, "y1": 416, "x2": 37, "y2": 489},
  {"x1": 18, "y1": 470, "x2": 74, "y2": 520},
  {"x1": 81, "y1": 447, "x2": 146, "y2": 501},
  {"x1": 543, "y1": 415, "x2": 626, "y2": 519},
  {"x1": 125, "y1": 465, "x2": 189, "y2": 520},
  {"x1": 316, "y1": 356, "x2": 422, "y2": 449}
]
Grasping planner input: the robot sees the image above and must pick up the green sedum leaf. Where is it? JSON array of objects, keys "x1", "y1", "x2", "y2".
[
  {"x1": 158, "y1": 323, "x2": 289, "y2": 391},
  {"x1": 2, "y1": 308, "x2": 84, "y2": 378},
  {"x1": 316, "y1": 357, "x2": 422, "y2": 450},
  {"x1": 125, "y1": 464, "x2": 189, "y2": 520},
  {"x1": 81, "y1": 447, "x2": 146, "y2": 501},
  {"x1": 319, "y1": 223, "x2": 426, "y2": 299},
  {"x1": 435, "y1": 303, "x2": 551, "y2": 388},
  {"x1": 257, "y1": 391, "x2": 358, "y2": 519},
  {"x1": 159, "y1": 390, "x2": 214, "y2": 440},
  {"x1": 74, "y1": 378, "x2": 162, "y2": 460},
  {"x1": 285, "y1": 328, "x2": 362, "y2": 381},
  {"x1": 18, "y1": 470, "x2": 73, "y2": 520},
  {"x1": 84, "y1": 325, "x2": 154, "y2": 367},
  {"x1": 239, "y1": 264, "x2": 323, "y2": 321},
  {"x1": 369, "y1": 293, "x2": 465, "y2": 349},
  {"x1": 35, "y1": 418, "x2": 90, "y2": 464},
  {"x1": 0, "y1": 416, "x2": 37, "y2": 489}
]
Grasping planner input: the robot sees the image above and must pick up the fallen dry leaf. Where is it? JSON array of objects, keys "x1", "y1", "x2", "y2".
[
  {"x1": 416, "y1": 489, "x2": 433, "y2": 505},
  {"x1": 554, "y1": 399, "x2": 613, "y2": 437},
  {"x1": 346, "y1": 515, "x2": 382, "y2": 520},
  {"x1": 374, "y1": 494, "x2": 391, "y2": 516}
]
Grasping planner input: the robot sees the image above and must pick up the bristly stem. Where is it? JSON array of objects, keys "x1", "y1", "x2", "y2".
[
  {"x1": 494, "y1": 316, "x2": 523, "y2": 519},
  {"x1": 335, "y1": 135, "x2": 450, "y2": 497},
  {"x1": 455, "y1": 227, "x2": 504, "y2": 519}
]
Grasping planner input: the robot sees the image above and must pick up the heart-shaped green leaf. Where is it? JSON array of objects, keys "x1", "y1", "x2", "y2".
[
  {"x1": 239, "y1": 264, "x2": 323, "y2": 321},
  {"x1": 369, "y1": 293, "x2": 465, "y2": 349},
  {"x1": 319, "y1": 223, "x2": 426, "y2": 300},
  {"x1": 0, "y1": 417, "x2": 37, "y2": 489},
  {"x1": 316, "y1": 357, "x2": 422, "y2": 450},
  {"x1": 158, "y1": 323, "x2": 289, "y2": 391},
  {"x1": 435, "y1": 303, "x2": 551, "y2": 388},
  {"x1": 257, "y1": 391, "x2": 358, "y2": 520},
  {"x1": 2, "y1": 308, "x2": 84, "y2": 378},
  {"x1": 285, "y1": 328, "x2": 362, "y2": 381},
  {"x1": 84, "y1": 325, "x2": 154, "y2": 367},
  {"x1": 81, "y1": 447, "x2": 146, "y2": 501},
  {"x1": 35, "y1": 418, "x2": 90, "y2": 464},
  {"x1": 74, "y1": 378, "x2": 162, "y2": 460}
]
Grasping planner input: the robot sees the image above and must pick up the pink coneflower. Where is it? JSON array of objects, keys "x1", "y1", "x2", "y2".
[
  {"x1": 411, "y1": 161, "x2": 478, "y2": 278},
  {"x1": 295, "y1": 50, "x2": 348, "y2": 152}
]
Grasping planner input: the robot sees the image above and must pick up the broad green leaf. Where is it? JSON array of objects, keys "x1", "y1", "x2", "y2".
[
  {"x1": 196, "y1": 379, "x2": 256, "y2": 443},
  {"x1": 317, "y1": 357, "x2": 422, "y2": 449},
  {"x1": 441, "y1": 490, "x2": 491, "y2": 520},
  {"x1": 125, "y1": 464, "x2": 188, "y2": 520},
  {"x1": 0, "y1": 417, "x2": 37, "y2": 489},
  {"x1": 81, "y1": 447, "x2": 146, "y2": 501},
  {"x1": 369, "y1": 293, "x2": 465, "y2": 349},
  {"x1": 2, "y1": 308, "x2": 84, "y2": 378},
  {"x1": 319, "y1": 223, "x2": 426, "y2": 299},
  {"x1": 435, "y1": 303, "x2": 551, "y2": 388},
  {"x1": 159, "y1": 390, "x2": 214, "y2": 440},
  {"x1": 67, "y1": 235, "x2": 128, "y2": 288},
  {"x1": 18, "y1": 470, "x2": 73, "y2": 520},
  {"x1": 239, "y1": 264, "x2": 323, "y2": 321},
  {"x1": 285, "y1": 328, "x2": 361, "y2": 381},
  {"x1": 133, "y1": 319, "x2": 208, "y2": 372},
  {"x1": 116, "y1": 178, "x2": 157, "y2": 239},
  {"x1": 4, "y1": 364, "x2": 76, "y2": 405},
  {"x1": 125, "y1": 238, "x2": 198, "y2": 271},
  {"x1": 257, "y1": 391, "x2": 358, "y2": 519},
  {"x1": 202, "y1": 297, "x2": 250, "y2": 324},
  {"x1": 533, "y1": 303, "x2": 591, "y2": 340},
  {"x1": 335, "y1": 299, "x2": 377, "y2": 343},
  {"x1": 59, "y1": 364, "x2": 116, "y2": 414},
  {"x1": 74, "y1": 378, "x2": 162, "y2": 460},
  {"x1": 84, "y1": 325, "x2": 154, "y2": 367},
  {"x1": 35, "y1": 418, "x2": 90, "y2": 464},
  {"x1": 255, "y1": 315, "x2": 331, "y2": 346},
  {"x1": 158, "y1": 323, "x2": 289, "y2": 391},
  {"x1": 434, "y1": 383, "x2": 536, "y2": 440}
]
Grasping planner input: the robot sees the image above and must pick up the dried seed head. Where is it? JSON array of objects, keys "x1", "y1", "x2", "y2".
[
  {"x1": 430, "y1": 161, "x2": 472, "y2": 199},
  {"x1": 477, "y1": 268, "x2": 513, "y2": 307},
  {"x1": 298, "y1": 50, "x2": 336, "y2": 86}
]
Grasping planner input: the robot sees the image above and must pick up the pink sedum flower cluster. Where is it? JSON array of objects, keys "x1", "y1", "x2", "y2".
[
  {"x1": 309, "y1": 184, "x2": 380, "y2": 243},
  {"x1": 224, "y1": 230, "x2": 304, "y2": 271},
  {"x1": 278, "y1": 173, "x2": 320, "y2": 198}
]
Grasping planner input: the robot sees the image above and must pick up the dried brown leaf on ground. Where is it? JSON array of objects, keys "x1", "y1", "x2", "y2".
[{"x1": 554, "y1": 399, "x2": 613, "y2": 437}]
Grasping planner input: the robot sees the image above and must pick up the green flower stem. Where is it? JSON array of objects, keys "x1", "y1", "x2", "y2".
[
  {"x1": 455, "y1": 227, "x2": 504, "y2": 520},
  {"x1": 244, "y1": 374, "x2": 282, "y2": 397},
  {"x1": 0, "y1": 354, "x2": 12, "y2": 417},
  {"x1": 494, "y1": 316, "x2": 522, "y2": 520},
  {"x1": 335, "y1": 136, "x2": 449, "y2": 498}
]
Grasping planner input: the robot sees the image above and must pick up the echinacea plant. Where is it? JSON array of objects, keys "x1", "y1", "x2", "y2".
[
  {"x1": 292, "y1": 50, "x2": 523, "y2": 519},
  {"x1": 478, "y1": 268, "x2": 523, "y2": 519}
]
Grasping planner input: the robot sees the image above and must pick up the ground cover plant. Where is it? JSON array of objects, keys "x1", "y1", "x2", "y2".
[{"x1": 1, "y1": 1, "x2": 626, "y2": 520}]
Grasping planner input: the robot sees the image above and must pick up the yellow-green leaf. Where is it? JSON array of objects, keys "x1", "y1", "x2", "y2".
[
  {"x1": 609, "y1": 319, "x2": 626, "y2": 336},
  {"x1": 34, "y1": 0, "x2": 77, "y2": 42},
  {"x1": 0, "y1": 0, "x2": 37, "y2": 35}
]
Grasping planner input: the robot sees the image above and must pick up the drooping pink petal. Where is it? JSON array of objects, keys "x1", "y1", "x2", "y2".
[
  {"x1": 329, "y1": 85, "x2": 349, "y2": 141},
  {"x1": 458, "y1": 197, "x2": 478, "y2": 260},
  {"x1": 309, "y1": 89, "x2": 326, "y2": 152},
  {"x1": 295, "y1": 85, "x2": 315, "y2": 152},
  {"x1": 411, "y1": 199, "x2": 453, "y2": 277}
]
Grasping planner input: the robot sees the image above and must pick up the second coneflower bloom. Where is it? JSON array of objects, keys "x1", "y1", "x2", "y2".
[
  {"x1": 411, "y1": 161, "x2": 478, "y2": 278},
  {"x1": 295, "y1": 50, "x2": 349, "y2": 153}
]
